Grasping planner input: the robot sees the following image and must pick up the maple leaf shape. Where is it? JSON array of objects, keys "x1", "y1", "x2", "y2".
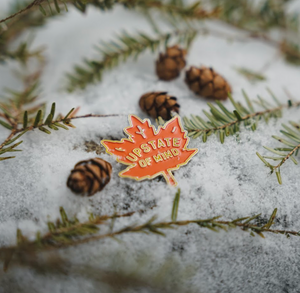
[{"x1": 101, "y1": 115, "x2": 198, "y2": 186}]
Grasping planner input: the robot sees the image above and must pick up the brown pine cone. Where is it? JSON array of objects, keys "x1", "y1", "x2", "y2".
[
  {"x1": 139, "y1": 92, "x2": 180, "y2": 120},
  {"x1": 156, "y1": 45, "x2": 187, "y2": 81},
  {"x1": 185, "y1": 66, "x2": 231, "y2": 100},
  {"x1": 67, "y1": 158, "x2": 112, "y2": 196}
]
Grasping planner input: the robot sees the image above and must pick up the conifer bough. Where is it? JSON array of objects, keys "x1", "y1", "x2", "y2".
[
  {"x1": 183, "y1": 89, "x2": 299, "y2": 143},
  {"x1": 1, "y1": 190, "x2": 298, "y2": 272},
  {"x1": 66, "y1": 29, "x2": 197, "y2": 91},
  {"x1": 0, "y1": 0, "x2": 217, "y2": 24},
  {"x1": 257, "y1": 119, "x2": 300, "y2": 185}
]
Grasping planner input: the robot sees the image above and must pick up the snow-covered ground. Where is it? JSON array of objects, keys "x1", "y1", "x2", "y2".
[{"x1": 1, "y1": 1, "x2": 300, "y2": 293}]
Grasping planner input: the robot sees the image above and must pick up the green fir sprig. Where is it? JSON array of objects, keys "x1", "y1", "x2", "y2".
[
  {"x1": 0, "y1": 0, "x2": 217, "y2": 24},
  {"x1": 183, "y1": 90, "x2": 300, "y2": 143},
  {"x1": 208, "y1": 0, "x2": 300, "y2": 65},
  {"x1": 1, "y1": 0, "x2": 299, "y2": 70},
  {"x1": 0, "y1": 0, "x2": 213, "y2": 64},
  {"x1": 64, "y1": 2, "x2": 300, "y2": 91},
  {"x1": 66, "y1": 29, "x2": 197, "y2": 91},
  {"x1": 0, "y1": 102, "x2": 76, "y2": 160},
  {"x1": 0, "y1": 0, "x2": 66, "y2": 24},
  {"x1": 209, "y1": 0, "x2": 298, "y2": 31},
  {"x1": 0, "y1": 190, "x2": 297, "y2": 272},
  {"x1": 0, "y1": 69, "x2": 45, "y2": 160},
  {"x1": 257, "y1": 119, "x2": 300, "y2": 184},
  {"x1": 1, "y1": 206, "x2": 142, "y2": 271},
  {"x1": 0, "y1": 0, "x2": 50, "y2": 60},
  {"x1": 0, "y1": 42, "x2": 44, "y2": 64},
  {"x1": 0, "y1": 102, "x2": 123, "y2": 161},
  {"x1": 0, "y1": 141, "x2": 23, "y2": 161},
  {"x1": 0, "y1": 70, "x2": 123, "y2": 161}
]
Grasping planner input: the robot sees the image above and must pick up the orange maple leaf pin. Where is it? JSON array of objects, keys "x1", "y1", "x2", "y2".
[{"x1": 101, "y1": 115, "x2": 198, "y2": 186}]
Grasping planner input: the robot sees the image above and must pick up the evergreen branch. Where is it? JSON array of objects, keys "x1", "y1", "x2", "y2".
[
  {"x1": 0, "y1": 0, "x2": 217, "y2": 25},
  {"x1": 1, "y1": 205, "x2": 156, "y2": 271},
  {"x1": 69, "y1": 0, "x2": 219, "y2": 19},
  {"x1": 49, "y1": 211, "x2": 294, "y2": 249},
  {"x1": 0, "y1": 42, "x2": 44, "y2": 64},
  {"x1": 0, "y1": 103, "x2": 124, "y2": 161},
  {"x1": 0, "y1": 74, "x2": 42, "y2": 120},
  {"x1": 0, "y1": 65, "x2": 125, "y2": 161},
  {"x1": 0, "y1": 140, "x2": 22, "y2": 161},
  {"x1": 67, "y1": 24, "x2": 258, "y2": 91},
  {"x1": 183, "y1": 90, "x2": 300, "y2": 143},
  {"x1": 1, "y1": 208, "x2": 298, "y2": 270},
  {"x1": 0, "y1": 192, "x2": 298, "y2": 272},
  {"x1": 0, "y1": 69, "x2": 125, "y2": 161},
  {"x1": 209, "y1": 0, "x2": 300, "y2": 65},
  {"x1": 66, "y1": 29, "x2": 197, "y2": 91},
  {"x1": 153, "y1": 0, "x2": 300, "y2": 65},
  {"x1": 65, "y1": 21, "x2": 299, "y2": 92},
  {"x1": 0, "y1": 0, "x2": 47, "y2": 24},
  {"x1": 0, "y1": 0, "x2": 56, "y2": 64},
  {"x1": 162, "y1": 0, "x2": 300, "y2": 65},
  {"x1": 0, "y1": 132, "x2": 16, "y2": 150},
  {"x1": 1, "y1": 190, "x2": 298, "y2": 272},
  {"x1": 0, "y1": 68, "x2": 45, "y2": 160},
  {"x1": 128, "y1": 0, "x2": 219, "y2": 20},
  {"x1": 13, "y1": 105, "x2": 124, "y2": 135},
  {"x1": 155, "y1": 0, "x2": 300, "y2": 65},
  {"x1": 208, "y1": 0, "x2": 298, "y2": 32},
  {"x1": 40, "y1": 207, "x2": 144, "y2": 245},
  {"x1": 0, "y1": 0, "x2": 68, "y2": 26},
  {"x1": 0, "y1": 0, "x2": 215, "y2": 61},
  {"x1": 257, "y1": 120, "x2": 300, "y2": 184},
  {"x1": 1, "y1": 0, "x2": 299, "y2": 68}
]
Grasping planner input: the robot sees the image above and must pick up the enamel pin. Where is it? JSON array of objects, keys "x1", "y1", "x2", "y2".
[{"x1": 101, "y1": 115, "x2": 198, "y2": 186}]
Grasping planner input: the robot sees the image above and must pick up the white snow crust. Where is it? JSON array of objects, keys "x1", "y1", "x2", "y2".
[{"x1": 1, "y1": 1, "x2": 300, "y2": 292}]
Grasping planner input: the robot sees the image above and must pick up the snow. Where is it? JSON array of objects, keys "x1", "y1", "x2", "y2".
[{"x1": 1, "y1": 1, "x2": 300, "y2": 293}]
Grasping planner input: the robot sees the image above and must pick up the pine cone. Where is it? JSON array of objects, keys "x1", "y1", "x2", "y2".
[
  {"x1": 185, "y1": 66, "x2": 231, "y2": 100},
  {"x1": 67, "y1": 158, "x2": 112, "y2": 196},
  {"x1": 139, "y1": 92, "x2": 180, "y2": 120},
  {"x1": 156, "y1": 45, "x2": 187, "y2": 81}
]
